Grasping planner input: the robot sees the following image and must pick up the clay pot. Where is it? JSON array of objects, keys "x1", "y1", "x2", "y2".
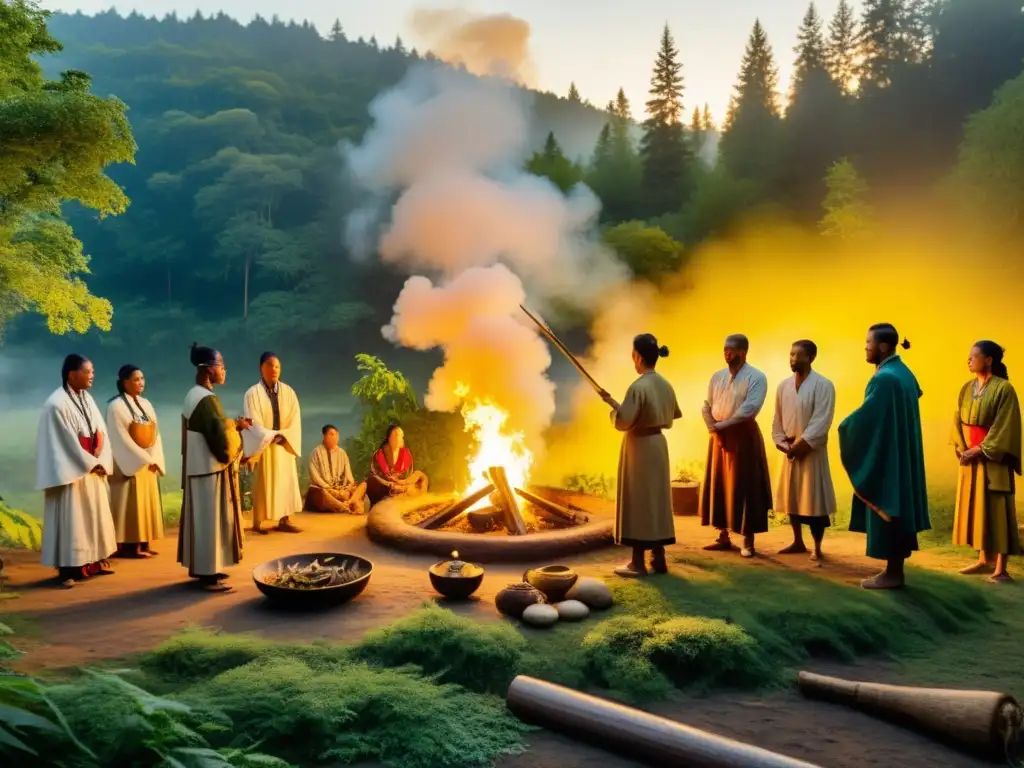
[
  {"x1": 671, "y1": 482, "x2": 700, "y2": 516},
  {"x1": 523, "y1": 565, "x2": 578, "y2": 602},
  {"x1": 128, "y1": 421, "x2": 157, "y2": 450},
  {"x1": 495, "y1": 582, "x2": 546, "y2": 618}
]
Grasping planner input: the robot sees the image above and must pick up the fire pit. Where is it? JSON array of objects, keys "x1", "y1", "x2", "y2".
[{"x1": 367, "y1": 465, "x2": 615, "y2": 562}]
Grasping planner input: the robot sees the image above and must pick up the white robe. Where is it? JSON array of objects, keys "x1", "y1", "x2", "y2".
[
  {"x1": 243, "y1": 380, "x2": 302, "y2": 525},
  {"x1": 36, "y1": 387, "x2": 116, "y2": 568},
  {"x1": 771, "y1": 371, "x2": 837, "y2": 519},
  {"x1": 106, "y1": 395, "x2": 166, "y2": 478}
]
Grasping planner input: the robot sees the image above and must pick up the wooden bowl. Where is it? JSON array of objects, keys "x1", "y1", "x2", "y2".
[
  {"x1": 429, "y1": 561, "x2": 485, "y2": 600},
  {"x1": 252, "y1": 552, "x2": 373, "y2": 610}
]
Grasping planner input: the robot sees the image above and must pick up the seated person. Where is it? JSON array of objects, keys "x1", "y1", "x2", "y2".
[
  {"x1": 304, "y1": 425, "x2": 368, "y2": 514},
  {"x1": 366, "y1": 424, "x2": 429, "y2": 506}
]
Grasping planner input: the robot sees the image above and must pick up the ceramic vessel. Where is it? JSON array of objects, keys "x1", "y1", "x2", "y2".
[
  {"x1": 523, "y1": 564, "x2": 579, "y2": 602},
  {"x1": 429, "y1": 550, "x2": 485, "y2": 599},
  {"x1": 495, "y1": 582, "x2": 546, "y2": 618}
]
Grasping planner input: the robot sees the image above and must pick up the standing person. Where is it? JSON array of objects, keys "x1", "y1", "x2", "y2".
[
  {"x1": 244, "y1": 352, "x2": 303, "y2": 534},
  {"x1": 36, "y1": 354, "x2": 117, "y2": 588},
  {"x1": 838, "y1": 323, "x2": 930, "y2": 590},
  {"x1": 106, "y1": 365, "x2": 166, "y2": 558},
  {"x1": 700, "y1": 334, "x2": 773, "y2": 558},
  {"x1": 603, "y1": 333, "x2": 681, "y2": 578},
  {"x1": 952, "y1": 341, "x2": 1022, "y2": 583},
  {"x1": 771, "y1": 340, "x2": 837, "y2": 562},
  {"x1": 366, "y1": 425, "x2": 429, "y2": 506},
  {"x1": 305, "y1": 425, "x2": 368, "y2": 514},
  {"x1": 178, "y1": 343, "x2": 248, "y2": 593}
]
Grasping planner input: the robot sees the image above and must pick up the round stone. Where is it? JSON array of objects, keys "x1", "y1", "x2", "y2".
[
  {"x1": 565, "y1": 577, "x2": 613, "y2": 609},
  {"x1": 521, "y1": 603, "x2": 559, "y2": 627},
  {"x1": 554, "y1": 599, "x2": 590, "y2": 621}
]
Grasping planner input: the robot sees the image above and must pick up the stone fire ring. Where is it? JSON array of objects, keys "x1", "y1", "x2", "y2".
[{"x1": 366, "y1": 491, "x2": 615, "y2": 563}]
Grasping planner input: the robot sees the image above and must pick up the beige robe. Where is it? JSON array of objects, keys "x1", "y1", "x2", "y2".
[
  {"x1": 308, "y1": 444, "x2": 355, "y2": 489},
  {"x1": 178, "y1": 386, "x2": 243, "y2": 577},
  {"x1": 771, "y1": 371, "x2": 837, "y2": 520},
  {"x1": 611, "y1": 371, "x2": 681, "y2": 546},
  {"x1": 243, "y1": 381, "x2": 302, "y2": 526},
  {"x1": 106, "y1": 395, "x2": 166, "y2": 543},
  {"x1": 36, "y1": 387, "x2": 117, "y2": 568}
]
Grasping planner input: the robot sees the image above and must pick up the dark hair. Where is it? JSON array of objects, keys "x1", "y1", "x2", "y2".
[
  {"x1": 259, "y1": 351, "x2": 278, "y2": 366},
  {"x1": 868, "y1": 323, "x2": 911, "y2": 351},
  {"x1": 793, "y1": 339, "x2": 817, "y2": 360},
  {"x1": 379, "y1": 423, "x2": 402, "y2": 449},
  {"x1": 116, "y1": 364, "x2": 141, "y2": 395},
  {"x1": 322, "y1": 424, "x2": 338, "y2": 435},
  {"x1": 190, "y1": 342, "x2": 220, "y2": 368},
  {"x1": 974, "y1": 340, "x2": 1009, "y2": 380},
  {"x1": 725, "y1": 334, "x2": 750, "y2": 352},
  {"x1": 633, "y1": 333, "x2": 669, "y2": 367},
  {"x1": 61, "y1": 354, "x2": 88, "y2": 386}
]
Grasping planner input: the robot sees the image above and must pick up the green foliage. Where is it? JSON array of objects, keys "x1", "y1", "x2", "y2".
[
  {"x1": 0, "y1": 671, "x2": 93, "y2": 761},
  {"x1": 562, "y1": 473, "x2": 614, "y2": 499},
  {"x1": 679, "y1": 164, "x2": 763, "y2": 244},
  {"x1": 0, "y1": 0, "x2": 136, "y2": 340},
  {"x1": 820, "y1": 158, "x2": 873, "y2": 239},
  {"x1": 0, "y1": 499, "x2": 42, "y2": 550},
  {"x1": 352, "y1": 603, "x2": 525, "y2": 694},
  {"x1": 587, "y1": 89, "x2": 643, "y2": 222},
  {"x1": 602, "y1": 220, "x2": 686, "y2": 281},
  {"x1": 672, "y1": 460, "x2": 703, "y2": 484},
  {"x1": 526, "y1": 131, "x2": 584, "y2": 193}
]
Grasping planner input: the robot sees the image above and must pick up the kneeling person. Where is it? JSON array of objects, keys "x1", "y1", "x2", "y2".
[{"x1": 305, "y1": 425, "x2": 367, "y2": 514}]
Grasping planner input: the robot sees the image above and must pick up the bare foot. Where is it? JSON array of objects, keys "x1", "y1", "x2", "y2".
[
  {"x1": 277, "y1": 521, "x2": 302, "y2": 533},
  {"x1": 988, "y1": 572, "x2": 1013, "y2": 584},
  {"x1": 778, "y1": 542, "x2": 808, "y2": 555},
  {"x1": 959, "y1": 561, "x2": 994, "y2": 575},
  {"x1": 861, "y1": 571, "x2": 904, "y2": 590},
  {"x1": 809, "y1": 551, "x2": 824, "y2": 564},
  {"x1": 614, "y1": 563, "x2": 647, "y2": 578},
  {"x1": 703, "y1": 539, "x2": 736, "y2": 552}
]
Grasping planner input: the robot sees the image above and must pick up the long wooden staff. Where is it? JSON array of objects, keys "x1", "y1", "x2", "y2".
[{"x1": 519, "y1": 304, "x2": 610, "y2": 399}]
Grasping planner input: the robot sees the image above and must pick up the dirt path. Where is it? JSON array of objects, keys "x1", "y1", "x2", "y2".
[{"x1": 1, "y1": 514, "x2": 990, "y2": 768}]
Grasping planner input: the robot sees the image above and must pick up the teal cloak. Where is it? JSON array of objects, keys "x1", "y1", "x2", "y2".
[{"x1": 838, "y1": 355, "x2": 931, "y2": 560}]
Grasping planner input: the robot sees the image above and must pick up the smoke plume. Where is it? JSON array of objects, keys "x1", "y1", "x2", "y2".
[
  {"x1": 410, "y1": 8, "x2": 534, "y2": 84},
  {"x1": 343, "y1": 11, "x2": 625, "y2": 457}
]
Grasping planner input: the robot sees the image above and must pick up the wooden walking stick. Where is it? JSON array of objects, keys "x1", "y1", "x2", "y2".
[{"x1": 519, "y1": 305, "x2": 610, "y2": 400}]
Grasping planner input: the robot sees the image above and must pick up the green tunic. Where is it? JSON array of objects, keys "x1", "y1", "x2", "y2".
[
  {"x1": 951, "y1": 377, "x2": 1023, "y2": 555},
  {"x1": 838, "y1": 355, "x2": 930, "y2": 560}
]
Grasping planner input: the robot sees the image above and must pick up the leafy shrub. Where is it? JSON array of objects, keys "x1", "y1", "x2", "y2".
[
  {"x1": 562, "y1": 473, "x2": 614, "y2": 499},
  {"x1": 0, "y1": 499, "x2": 42, "y2": 550}
]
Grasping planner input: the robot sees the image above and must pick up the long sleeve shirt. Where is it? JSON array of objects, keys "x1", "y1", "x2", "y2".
[{"x1": 703, "y1": 363, "x2": 768, "y2": 430}]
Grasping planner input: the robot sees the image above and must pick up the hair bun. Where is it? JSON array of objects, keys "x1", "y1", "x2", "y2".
[
  {"x1": 900, "y1": 338, "x2": 911, "y2": 350},
  {"x1": 658, "y1": 345, "x2": 669, "y2": 358}
]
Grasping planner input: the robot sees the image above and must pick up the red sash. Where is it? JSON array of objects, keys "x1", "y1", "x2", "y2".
[
  {"x1": 966, "y1": 425, "x2": 990, "y2": 449},
  {"x1": 78, "y1": 431, "x2": 104, "y2": 457},
  {"x1": 374, "y1": 446, "x2": 412, "y2": 477}
]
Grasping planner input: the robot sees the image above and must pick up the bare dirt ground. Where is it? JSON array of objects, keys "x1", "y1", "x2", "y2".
[{"x1": 0, "y1": 513, "x2": 997, "y2": 768}]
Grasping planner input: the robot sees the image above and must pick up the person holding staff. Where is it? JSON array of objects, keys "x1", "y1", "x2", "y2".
[
  {"x1": 36, "y1": 354, "x2": 117, "y2": 587},
  {"x1": 603, "y1": 333, "x2": 681, "y2": 578},
  {"x1": 838, "y1": 323, "x2": 930, "y2": 590},
  {"x1": 951, "y1": 340, "x2": 1022, "y2": 583},
  {"x1": 106, "y1": 364, "x2": 166, "y2": 558},
  {"x1": 178, "y1": 344, "x2": 248, "y2": 593}
]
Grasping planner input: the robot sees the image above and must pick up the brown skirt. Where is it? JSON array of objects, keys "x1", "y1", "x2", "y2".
[{"x1": 700, "y1": 420, "x2": 773, "y2": 535}]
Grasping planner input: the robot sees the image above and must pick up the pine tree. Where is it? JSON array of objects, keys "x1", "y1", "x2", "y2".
[
  {"x1": 527, "y1": 132, "x2": 583, "y2": 192},
  {"x1": 825, "y1": 0, "x2": 858, "y2": 94},
  {"x1": 900, "y1": 0, "x2": 939, "y2": 63},
  {"x1": 639, "y1": 25, "x2": 693, "y2": 216},
  {"x1": 719, "y1": 20, "x2": 782, "y2": 185},
  {"x1": 567, "y1": 82, "x2": 582, "y2": 102},
  {"x1": 588, "y1": 87, "x2": 643, "y2": 221},
  {"x1": 857, "y1": 0, "x2": 908, "y2": 91},
  {"x1": 701, "y1": 104, "x2": 714, "y2": 132},
  {"x1": 613, "y1": 87, "x2": 631, "y2": 121},
  {"x1": 592, "y1": 123, "x2": 612, "y2": 168},
  {"x1": 690, "y1": 106, "x2": 702, "y2": 133},
  {"x1": 329, "y1": 19, "x2": 346, "y2": 42},
  {"x1": 791, "y1": 3, "x2": 827, "y2": 103},
  {"x1": 393, "y1": 36, "x2": 406, "y2": 55},
  {"x1": 369, "y1": 35, "x2": 379, "y2": 50}
]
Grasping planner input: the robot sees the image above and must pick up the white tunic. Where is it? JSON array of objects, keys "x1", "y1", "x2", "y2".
[
  {"x1": 243, "y1": 380, "x2": 302, "y2": 525},
  {"x1": 308, "y1": 444, "x2": 355, "y2": 489},
  {"x1": 702, "y1": 363, "x2": 768, "y2": 428},
  {"x1": 36, "y1": 387, "x2": 116, "y2": 568},
  {"x1": 770, "y1": 371, "x2": 837, "y2": 518},
  {"x1": 106, "y1": 395, "x2": 166, "y2": 478}
]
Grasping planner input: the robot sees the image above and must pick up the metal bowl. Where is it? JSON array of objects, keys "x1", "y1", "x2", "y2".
[
  {"x1": 252, "y1": 552, "x2": 373, "y2": 610},
  {"x1": 428, "y1": 561, "x2": 485, "y2": 600}
]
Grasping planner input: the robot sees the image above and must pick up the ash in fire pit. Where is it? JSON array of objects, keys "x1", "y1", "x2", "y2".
[{"x1": 403, "y1": 466, "x2": 590, "y2": 536}]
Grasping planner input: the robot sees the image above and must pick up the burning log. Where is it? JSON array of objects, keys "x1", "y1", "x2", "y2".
[
  {"x1": 515, "y1": 488, "x2": 588, "y2": 526},
  {"x1": 488, "y1": 466, "x2": 527, "y2": 535},
  {"x1": 468, "y1": 505, "x2": 501, "y2": 532},
  {"x1": 418, "y1": 484, "x2": 495, "y2": 530}
]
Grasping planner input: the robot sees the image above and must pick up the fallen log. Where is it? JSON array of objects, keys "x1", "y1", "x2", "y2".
[
  {"x1": 515, "y1": 487, "x2": 588, "y2": 525},
  {"x1": 797, "y1": 671, "x2": 1023, "y2": 761},
  {"x1": 417, "y1": 484, "x2": 495, "y2": 530},
  {"x1": 488, "y1": 466, "x2": 527, "y2": 535},
  {"x1": 507, "y1": 676, "x2": 822, "y2": 768},
  {"x1": 468, "y1": 505, "x2": 501, "y2": 532}
]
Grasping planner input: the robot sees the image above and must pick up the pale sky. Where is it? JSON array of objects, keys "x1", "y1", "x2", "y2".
[{"x1": 49, "y1": 0, "x2": 863, "y2": 124}]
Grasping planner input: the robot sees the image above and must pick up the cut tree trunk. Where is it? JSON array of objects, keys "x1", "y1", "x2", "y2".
[
  {"x1": 488, "y1": 466, "x2": 527, "y2": 535},
  {"x1": 515, "y1": 487, "x2": 588, "y2": 525},
  {"x1": 417, "y1": 483, "x2": 495, "y2": 530},
  {"x1": 468, "y1": 505, "x2": 501, "y2": 532}
]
